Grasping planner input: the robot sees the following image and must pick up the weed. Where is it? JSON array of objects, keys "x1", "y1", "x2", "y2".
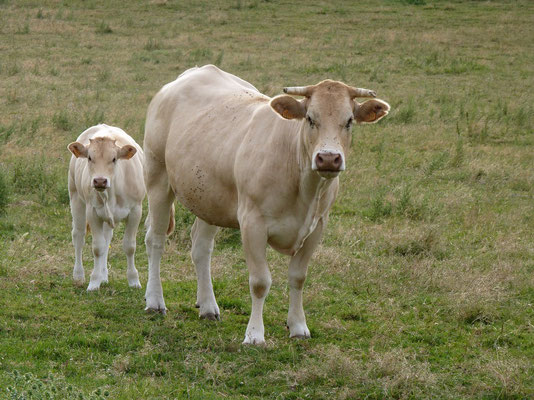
[
  {"x1": 52, "y1": 110, "x2": 72, "y2": 131},
  {"x1": 363, "y1": 190, "x2": 392, "y2": 221},
  {"x1": 144, "y1": 38, "x2": 162, "y2": 51},
  {"x1": 96, "y1": 20, "x2": 113, "y2": 34},
  {"x1": 450, "y1": 123, "x2": 464, "y2": 167},
  {"x1": 0, "y1": 167, "x2": 8, "y2": 215},
  {"x1": 36, "y1": 8, "x2": 44, "y2": 19},
  {"x1": 16, "y1": 22, "x2": 30, "y2": 34}
]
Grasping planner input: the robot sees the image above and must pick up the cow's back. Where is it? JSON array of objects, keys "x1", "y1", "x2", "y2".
[{"x1": 144, "y1": 65, "x2": 272, "y2": 228}]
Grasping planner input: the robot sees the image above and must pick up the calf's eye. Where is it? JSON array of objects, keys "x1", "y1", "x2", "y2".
[
  {"x1": 345, "y1": 117, "x2": 353, "y2": 129},
  {"x1": 112, "y1": 158, "x2": 116, "y2": 163},
  {"x1": 306, "y1": 115, "x2": 316, "y2": 128}
]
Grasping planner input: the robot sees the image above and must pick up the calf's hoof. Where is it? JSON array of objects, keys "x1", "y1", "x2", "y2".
[
  {"x1": 129, "y1": 280, "x2": 142, "y2": 289},
  {"x1": 86, "y1": 281, "x2": 102, "y2": 291}
]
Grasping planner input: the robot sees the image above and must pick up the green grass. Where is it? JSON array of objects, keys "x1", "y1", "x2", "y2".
[{"x1": 1, "y1": 0, "x2": 534, "y2": 398}]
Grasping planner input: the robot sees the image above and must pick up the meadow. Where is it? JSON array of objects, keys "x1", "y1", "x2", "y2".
[{"x1": 1, "y1": 0, "x2": 533, "y2": 398}]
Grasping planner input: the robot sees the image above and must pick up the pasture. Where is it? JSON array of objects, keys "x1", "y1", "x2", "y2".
[{"x1": 1, "y1": 0, "x2": 533, "y2": 398}]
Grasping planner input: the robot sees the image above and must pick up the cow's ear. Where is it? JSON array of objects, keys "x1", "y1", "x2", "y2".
[
  {"x1": 68, "y1": 142, "x2": 88, "y2": 158},
  {"x1": 354, "y1": 99, "x2": 390, "y2": 124},
  {"x1": 117, "y1": 144, "x2": 137, "y2": 160},
  {"x1": 270, "y1": 95, "x2": 307, "y2": 120}
]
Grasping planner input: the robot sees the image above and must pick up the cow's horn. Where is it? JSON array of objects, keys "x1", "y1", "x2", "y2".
[
  {"x1": 349, "y1": 87, "x2": 377, "y2": 99},
  {"x1": 283, "y1": 86, "x2": 314, "y2": 97}
]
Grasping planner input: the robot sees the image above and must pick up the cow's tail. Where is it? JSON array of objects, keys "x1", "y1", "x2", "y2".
[
  {"x1": 144, "y1": 203, "x2": 175, "y2": 236},
  {"x1": 167, "y1": 203, "x2": 175, "y2": 235}
]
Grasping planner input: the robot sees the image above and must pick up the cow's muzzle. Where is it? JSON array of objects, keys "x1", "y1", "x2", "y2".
[
  {"x1": 92, "y1": 177, "x2": 108, "y2": 191},
  {"x1": 312, "y1": 151, "x2": 345, "y2": 178}
]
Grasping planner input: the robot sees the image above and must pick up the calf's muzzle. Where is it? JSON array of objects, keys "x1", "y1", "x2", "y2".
[{"x1": 93, "y1": 177, "x2": 108, "y2": 190}]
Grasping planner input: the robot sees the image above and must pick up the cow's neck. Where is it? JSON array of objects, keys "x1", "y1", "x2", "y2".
[{"x1": 290, "y1": 127, "x2": 337, "y2": 255}]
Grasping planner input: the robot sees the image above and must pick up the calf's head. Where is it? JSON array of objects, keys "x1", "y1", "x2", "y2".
[
  {"x1": 270, "y1": 80, "x2": 390, "y2": 179},
  {"x1": 68, "y1": 137, "x2": 136, "y2": 191}
]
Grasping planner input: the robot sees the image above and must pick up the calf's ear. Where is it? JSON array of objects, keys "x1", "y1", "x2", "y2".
[
  {"x1": 354, "y1": 99, "x2": 391, "y2": 124},
  {"x1": 117, "y1": 145, "x2": 137, "y2": 160},
  {"x1": 270, "y1": 95, "x2": 307, "y2": 120},
  {"x1": 68, "y1": 142, "x2": 88, "y2": 158}
]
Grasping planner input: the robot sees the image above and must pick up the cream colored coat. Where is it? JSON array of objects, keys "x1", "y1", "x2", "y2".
[{"x1": 143, "y1": 65, "x2": 390, "y2": 344}]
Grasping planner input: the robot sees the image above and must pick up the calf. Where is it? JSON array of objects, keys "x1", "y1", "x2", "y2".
[{"x1": 68, "y1": 124, "x2": 145, "y2": 291}]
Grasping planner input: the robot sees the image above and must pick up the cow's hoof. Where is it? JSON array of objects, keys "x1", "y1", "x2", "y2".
[
  {"x1": 194, "y1": 303, "x2": 200, "y2": 308},
  {"x1": 288, "y1": 323, "x2": 311, "y2": 339},
  {"x1": 200, "y1": 312, "x2": 220, "y2": 321},
  {"x1": 242, "y1": 334, "x2": 265, "y2": 346},
  {"x1": 145, "y1": 306, "x2": 167, "y2": 316},
  {"x1": 290, "y1": 333, "x2": 311, "y2": 339}
]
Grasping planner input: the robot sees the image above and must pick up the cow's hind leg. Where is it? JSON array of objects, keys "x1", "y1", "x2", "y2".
[
  {"x1": 144, "y1": 154, "x2": 174, "y2": 313},
  {"x1": 70, "y1": 194, "x2": 86, "y2": 283},
  {"x1": 287, "y1": 219, "x2": 324, "y2": 339},
  {"x1": 191, "y1": 218, "x2": 220, "y2": 320},
  {"x1": 124, "y1": 204, "x2": 142, "y2": 288}
]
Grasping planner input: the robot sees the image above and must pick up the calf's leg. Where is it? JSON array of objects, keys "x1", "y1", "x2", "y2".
[
  {"x1": 124, "y1": 204, "x2": 142, "y2": 288},
  {"x1": 87, "y1": 212, "x2": 109, "y2": 291},
  {"x1": 191, "y1": 218, "x2": 220, "y2": 320},
  {"x1": 70, "y1": 194, "x2": 86, "y2": 283}
]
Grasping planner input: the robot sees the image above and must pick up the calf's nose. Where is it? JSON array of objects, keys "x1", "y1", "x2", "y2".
[
  {"x1": 93, "y1": 177, "x2": 108, "y2": 189},
  {"x1": 315, "y1": 152, "x2": 343, "y2": 171}
]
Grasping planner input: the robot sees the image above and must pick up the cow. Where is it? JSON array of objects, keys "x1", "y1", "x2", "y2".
[
  {"x1": 143, "y1": 65, "x2": 390, "y2": 344},
  {"x1": 67, "y1": 124, "x2": 145, "y2": 291}
]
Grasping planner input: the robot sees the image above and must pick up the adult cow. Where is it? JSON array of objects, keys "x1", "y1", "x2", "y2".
[
  {"x1": 68, "y1": 124, "x2": 145, "y2": 291},
  {"x1": 144, "y1": 65, "x2": 389, "y2": 344}
]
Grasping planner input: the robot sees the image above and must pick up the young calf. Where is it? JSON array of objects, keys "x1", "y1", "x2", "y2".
[{"x1": 67, "y1": 124, "x2": 145, "y2": 291}]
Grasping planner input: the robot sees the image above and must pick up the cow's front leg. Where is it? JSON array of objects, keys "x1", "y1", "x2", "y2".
[
  {"x1": 124, "y1": 205, "x2": 142, "y2": 288},
  {"x1": 240, "y1": 212, "x2": 271, "y2": 345},
  {"x1": 87, "y1": 213, "x2": 108, "y2": 291},
  {"x1": 191, "y1": 218, "x2": 220, "y2": 320},
  {"x1": 287, "y1": 219, "x2": 324, "y2": 339}
]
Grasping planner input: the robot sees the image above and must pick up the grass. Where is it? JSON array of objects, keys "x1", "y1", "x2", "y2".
[{"x1": 1, "y1": 0, "x2": 534, "y2": 399}]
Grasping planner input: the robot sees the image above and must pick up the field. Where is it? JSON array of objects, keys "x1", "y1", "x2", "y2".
[{"x1": 1, "y1": 0, "x2": 533, "y2": 398}]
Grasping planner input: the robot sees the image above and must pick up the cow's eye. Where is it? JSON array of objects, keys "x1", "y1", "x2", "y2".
[
  {"x1": 306, "y1": 115, "x2": 316, "y2": 128},
  {"x1": 345, "y1": 117, "x2": 354, "y2": 129},
  {"x1": 88, "y1": 156, "x2": 92, "y2": 162},
  {"x1": 112, "y1": 158, "x2": 116, "y2": 163}
]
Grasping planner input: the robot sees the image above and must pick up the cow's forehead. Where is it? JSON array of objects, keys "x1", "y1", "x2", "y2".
[{"x1": 309, "y1": 80, "x2": 352, "y2": 116}]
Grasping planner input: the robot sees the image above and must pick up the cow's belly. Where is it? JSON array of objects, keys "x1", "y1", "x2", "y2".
[{"x1": 169, "y1": 172, "x2": 240, "y2": 229}]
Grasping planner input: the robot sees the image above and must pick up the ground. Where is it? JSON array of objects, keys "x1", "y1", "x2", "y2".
[{"x1": 0, "y1": 0, "x2": 533, "y2": 399}]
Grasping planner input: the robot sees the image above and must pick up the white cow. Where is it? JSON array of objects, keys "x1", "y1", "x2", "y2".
[
  {"x1": 67, "y1": 124, "x2": 145, "y2": 291},
  {"x1": 143, "y1": 65, "x2": 390, "y2": 344}
]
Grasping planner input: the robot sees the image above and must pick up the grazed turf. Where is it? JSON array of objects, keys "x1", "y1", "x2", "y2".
[{"x1": 1, "y1": 0, "x2": 533, "y2": 398}]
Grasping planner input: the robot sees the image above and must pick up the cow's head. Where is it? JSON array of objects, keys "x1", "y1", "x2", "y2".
[
  {"x1": 68, "y1": 137, "x2": 136, "y2": 191},
  {"x1": 270, "y1": 80, "x2": 390, "y2": 179}
]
